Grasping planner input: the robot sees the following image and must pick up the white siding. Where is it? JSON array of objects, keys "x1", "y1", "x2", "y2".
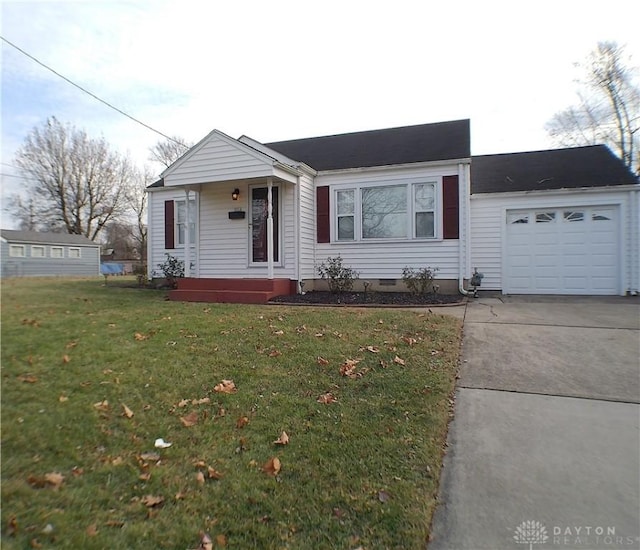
[
  {"x1": 313, "y1": 163, "x2": 462, "y2": 280},
  {"x1": 164, "y1": 133, "x2": 276, "y2": 187},
  {"x1": 470, "y1": 188, "x2": 639, "y2": 293},
  {"x1": 298, "y1": 172, "x2": 316, "y2": 280}
]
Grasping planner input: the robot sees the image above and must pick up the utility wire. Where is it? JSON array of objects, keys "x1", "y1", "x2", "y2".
[{"x1": 1, "y1": 35, "x2": 188, "y2": 149}]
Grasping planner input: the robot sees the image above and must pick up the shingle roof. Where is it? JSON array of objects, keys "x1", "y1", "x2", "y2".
[
  {"x1": 148, "y1": 178, "x2": 164, "y2": 188},
  {"x1": 471, "y1": 145, "x2": 638, "y2": 194},
  {"x1": 265, "y1": 119, "x2": 471, "y2": 171},
  {"x1": 1, "y1": 230, "x2": 98, "y2": 246}
]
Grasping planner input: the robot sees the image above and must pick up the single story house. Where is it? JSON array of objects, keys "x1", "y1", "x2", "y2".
[
  {"x1": 146, "y1": 120, "x2": 639, "y2": 302},
  {"x1": 1, "y1": 230, "x2": 101, "y2": 278}
]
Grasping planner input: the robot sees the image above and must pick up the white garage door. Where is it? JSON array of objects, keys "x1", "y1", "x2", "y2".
[{"x1": 505, "y1": 206, "x2": 619, "y2": 295}]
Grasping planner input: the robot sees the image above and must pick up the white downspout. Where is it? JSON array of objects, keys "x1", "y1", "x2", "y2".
[
  {"x1": 184, "y1": 188, "x2": 191, "y2": 278},
  {"x1": 458, "y1": 162, "x2": 472, "y2": 296},
  {"x1": 295, "y1": 175, "x2": 301, "y2": 292},
  {"x1": 266, "y1": 177, "x2": 274, "y2": 279}
]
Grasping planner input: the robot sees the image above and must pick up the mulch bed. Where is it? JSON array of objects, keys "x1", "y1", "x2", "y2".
[{"x1": 269, "y1": 291, "x2": 463, "y2": 306}]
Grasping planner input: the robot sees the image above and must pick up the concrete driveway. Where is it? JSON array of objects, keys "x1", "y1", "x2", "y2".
[{"x1": 429, "y1": 296, "x2": 640, "y2": 550}]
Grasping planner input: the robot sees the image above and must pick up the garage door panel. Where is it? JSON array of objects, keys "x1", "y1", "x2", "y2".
[{"x1": 505, "y1": 206, "x2": 618, "y2": 295}]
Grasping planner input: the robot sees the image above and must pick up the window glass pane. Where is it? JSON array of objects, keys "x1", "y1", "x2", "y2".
[
  {"x1": 337, "y1": 216, "x2": 354, "y2": 240},
  {"x1": 362, "y1": 185, "x2": 407, "y2": 239},
  {"x1": 416, "y1": 212, "x2": 435, "y2": 238},
  {"x1": 10, "y1": 245, "x2": 25, "y2": 257},
  {"x1": 176, "y1": 201, "x2": 185, "y2": 223},
  {"x1": 535, "y1": 212, "x2": 555, "y2": 223},
  {"x1": 415, "y1": 183, "x2": 435, "y2": 210},
  {"x1": 337, "y1": 190, "x2": 354, "y2": 215},
  {"x1": 507, "y1": 213, "x2": 529, "y2": 224},
  {"x1": 31, "y1": 246, "x2": 45, "y2": 257},
  {"x1": 69, "y1": 248, "x2": 81, "y2": 258},
  {"x1": 592, "y1": 210, "x2": 612, "y2": 221},
  {"x1": 563, "y1": 211, "x2": 584, "y2": 222},
  {"x1": 51, "y1": 247, "x2": 63, "y2": 258}
]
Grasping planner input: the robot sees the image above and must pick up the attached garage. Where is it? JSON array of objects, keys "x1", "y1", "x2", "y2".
[
  {"x1": 470, "y1": 145, "x2": 639, "y2": 296},
  {"x1": 504, "y1": 205, "x2": 619, "y2": 295}
]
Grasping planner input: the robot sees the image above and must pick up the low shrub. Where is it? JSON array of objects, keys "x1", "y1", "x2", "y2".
[
  {"x1": 402, "y1": 266, "x2": 439, "y2": 295},
  {"x1": 317, "y1": 255, "x2": 360, "y2": 293}
]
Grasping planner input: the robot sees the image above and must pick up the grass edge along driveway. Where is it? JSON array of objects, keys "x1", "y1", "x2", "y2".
[{"x1": 1, "y1": 278, "x2": 461, "y2": 549}]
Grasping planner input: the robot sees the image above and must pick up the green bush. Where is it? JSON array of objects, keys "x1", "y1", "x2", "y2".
[
  {"x1": 402, "y1": 266, "x2": 439, "y2": 295},
  {"x1": 317, "y1": 255, "x2": 360, "y2": 293},
  {"x1": 157, "y1": 253, "x2": 184, "y2": 288}
]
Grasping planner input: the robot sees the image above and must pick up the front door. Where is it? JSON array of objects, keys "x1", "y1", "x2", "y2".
[{"x1": 251, "y1": 187, "x2": 279, "y2": 263}]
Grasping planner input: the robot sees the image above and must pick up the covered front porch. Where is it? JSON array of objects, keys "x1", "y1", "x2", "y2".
[{"x1": 149, "y1": 129, "x2": 306, "y2": 303}]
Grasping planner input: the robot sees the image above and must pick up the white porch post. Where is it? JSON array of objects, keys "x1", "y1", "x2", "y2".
[
  {"x1": 267, "y1": 177, "x2": 274, "y2": 279},
  {"x1": 184, "y1": 189, "x2": 191, "y2": 278}
]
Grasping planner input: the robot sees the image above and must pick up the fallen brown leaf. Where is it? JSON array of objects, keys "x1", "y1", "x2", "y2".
[
  {"x1": 177, "y1": 398, "x2": 190, "y2": 407},
  {"x1": 317, "y1": 392, "x2": 337, "y2": 404},
  {"x1": 122, "y1": 404, "x2": 134, "y2": 418},
  {"x1": 273, "y1": 330, "x2": 284, "y2": 335},
  {"x1": 366, "y1": 346, "x2": 379, "y2": 353},
  {"x1": 213, "y1": 380, "x2": 237, "y2": 394},
  {"x1": 134, "y1": 332, "x2": 147, "y2": 341},
  {"x1": 66, "y1": 341, "x2": 78, "y2": 349},
  {"x1": 196, "y1": 471, "x2": 205, "y2": 485},
  {"x1": 93, "y1": 400, "x2": 109, "y2": 411},
  {"x1": 192, "y1": 397, "x2": 210, "y2": 405},
  {"x1": 180, "y1": 411, "x2": 199, "y2": 427},
  {"x1": 393, "y1": 355, "x2": 406, "y2": 366},
  {"x1": 58, "y1": 395, "x2": 69, "y2": 403},
  {"x1": 30, "y1": 538, "x2": 42, "y2": 549},
  {"x1": 236, "y1": 416, "x2": 249, "y2": 429},
  {"x1": 139, "y1": 472, "x2": 151, "y2": 481},
  {"x1": 273, "y1": 431, "x2": 289, "y2": 445},
  {"x1": 215, "y1": 534, "x2": 227, "y2": 547},
  {"x1": 402, "y1": 336, "x2": 417, "y2": 346},
  {"x1": 62, "y1": 355, "x2": 70, "y2": 364},
  {"x1": 141, "y1": 494, "x2": 164, "y2": 508},
  {"x1": 86, "y1": 523, "x2": 98, "y2": 537},
  {"x1": 268, "y1": 349, "x2": 282, "y2": 357},
  {"x1": 207, "y1": 467, "x2": 223, "y2": 480},
  {"x1": 44, "y1": 472, "x2": 64, "y2": 490},
  {"x1": 262, "y1": 457, "x2": 281, "y2": 476},
  {"x1": 139, "y1": 452, "x2": 160, "y2": 462},
  {"x1": 378, "y1": 489, "x2": 390, "y2": 503},
  {"x1": 18, "y1": 374, "x2": 38, "y2": 383},
  {"x1": 317, "y1": 356, "x2": 329, "y2": 366},
  {"x1": 6, "y1": 515, "x2": 17, "y2": 537}
]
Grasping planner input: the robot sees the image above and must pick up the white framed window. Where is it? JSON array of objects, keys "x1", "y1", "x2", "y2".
[
  {"x1": 535, "y1": 212, "x2": 556, "y2": 223},
  {"x1": 563, "y1": 211, "x2": 584, "y2": 222},
  {"x1": 9, "y1": 244, "x2": 25, "y2": 257},
  {"x1": 31, "y1": 245, "x2": 46, "y2": 258},
  {"x1": 68, "y1": 247, "x2": 81, "y2": 258},
  {"x1": 51, "y1": 246, "x2": 64, "y2": 258},
  {"x1": 334, "y1": 181, "x2": 438, "y2": 241},
  {"x1": 176, "y1": 199, "x2": 196, "y2": 246},
  {"x1": 336, "y1": 189, "x2": 355, "y2": 241},
  {"x1": 507, "y1": 213, "x2": 529, "y2": 224}
]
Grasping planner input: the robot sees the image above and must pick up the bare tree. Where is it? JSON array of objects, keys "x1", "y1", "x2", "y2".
[
  {"x1": 12, "y1": 117, "x2": 134, "y2": 240},
  {"x1": 546, "y1": 42, "x2": 640, "y2": 172},
  {"x1": 125, "y1": 166, "x2": 153, "y2": 261},
  {"x1": 148, "y1": 135, "x2": 191, "y2": 169}
]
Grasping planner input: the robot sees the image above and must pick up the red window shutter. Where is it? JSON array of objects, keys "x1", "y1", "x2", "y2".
[
  {"x1": 164, "y1": 200, "x2": 175, "y2": 249},
  {"x1": 442, "y1": 175, "x2": 459, "y2": 239},
  {"x1": 316, "y1": 186, "x2": 330, "y2": 243}
]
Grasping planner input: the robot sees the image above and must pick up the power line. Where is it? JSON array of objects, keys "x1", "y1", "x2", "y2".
[{"x1": 1, "y1": 35, "x2": 188, "y2": 149}]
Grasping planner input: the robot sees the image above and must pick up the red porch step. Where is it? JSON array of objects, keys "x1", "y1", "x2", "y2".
[{"x1": 169, "y1": 278, "x2": 295, "y2": 304}]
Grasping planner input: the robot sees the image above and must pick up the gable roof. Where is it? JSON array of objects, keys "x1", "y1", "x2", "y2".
[
  {"x1": 1, "y1": 230, "x2": 98, "y2": 246},
  {"x1": 471, "y1": 145, "x2": 638, "y2": 194},
  {"x1": 265, "y1": 119, "x2": 470, "y2": 171}
]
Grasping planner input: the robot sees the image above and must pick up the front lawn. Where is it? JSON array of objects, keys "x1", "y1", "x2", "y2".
[{"x1": 1, "y1": 278, "x2": 461, "y2": 549}]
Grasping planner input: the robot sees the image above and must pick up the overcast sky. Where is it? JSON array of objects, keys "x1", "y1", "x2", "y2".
[{"x1": 1, "y1": 0, "x2": 639, "y2": 228}]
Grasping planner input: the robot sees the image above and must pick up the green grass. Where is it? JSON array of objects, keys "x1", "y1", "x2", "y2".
[{"x1": 1, "y1": 277, "x2": 462, "y2": 549}]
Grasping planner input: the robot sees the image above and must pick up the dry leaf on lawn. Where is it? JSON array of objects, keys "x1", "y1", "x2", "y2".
[
  {"x1": 93, "y1": 400, "x2": 109, "y2": 411},
  {"x1": 44, "y1": 472, "x2": 64, "y2": 490},
  {"x1": 273, "y1": 431, "x2": 289, "y2": 445},
  {"x1": 262, "y1": 457, "x2": 281, "y2": 476},
  {"x1": 177, "y1": 398, "x2": 190, "y2": 407},
  {"x1": 378, "y1": 489, "x2": 390, "y2": 503},
  {"x1": 65, "y1": 341, "x2": 78, "y2": 349},
  {"x1": 236, "y1": 416, "x2": 249, "y2": 429},
  {"x1": 213, "y1": 380, "x2": 237, "y2": 394},
  {"x1": 141, "y1": 494, "x2": 164, "y2": 507},
  {"x1": 273, "y1": 330, "x2": 284, "y2": 335},
  {"x1": 317, "y1": 356, "x2": 329, "y2": 365},
  {"x1": 139, "y1": 452, "x2": 160, "y2": 462},
  {"x1": 366, "y1": 346, "x2": 379, "y2": 353},
  {"x1": 207, "y1": 467, "x2": 223, "y2": 480},
  {"x1": 58, "y1": 395, "x2": 68, "y2": 403},
  {"x1": 393, "y1": 356, "x2": 406, "y2": 366},
  {"x1": 268, "y1": 349, "x2": 282, "y2": 357},
  {"x1": 195, "y1": 471, "x2": 205, "y2": 485},
  {"x1": 317, "y1": 392, "x2": 337, "y2": 404},
  {"x1": 122, "y1": 404, "x2": 134, "y2": 418},
  {"x1": 192, "y1": 397, "x2": 210, "y2": 405},
  {"x1": 86, "y1": 523, "x2": 98, "y2": 537},
  {"x1": 134, "y1": 332, "x2": 147, "y2": 341},
  {"x1": 62, "y1": 355, "x2": 70, "y2": 364},
  {"x1": 139, "y1": 472, "x2": 151, "y2": 481},
  {"x1": 18, "y1": 374, "x2": 38, "y2": 383},
  {"x1": 215, "y1": 534, "x2": 227, "y2": 547},
  {"x1": 6, "y1": 515, "x2": 18, "y2": 536},
  {"x1": 402, "y1": 336, "x2": 417, "y2": 346},
  {"x1": 180, "y1": 411, "x2": 199, "y2": 427}
]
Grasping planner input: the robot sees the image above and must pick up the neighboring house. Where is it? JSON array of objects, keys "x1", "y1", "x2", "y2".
[
  {"x1": 1, "y1": 230, "x2": 101, "y2": 278},
  {"x1": 146, "y1": 120, "x2": 639, "y2": 302}
]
